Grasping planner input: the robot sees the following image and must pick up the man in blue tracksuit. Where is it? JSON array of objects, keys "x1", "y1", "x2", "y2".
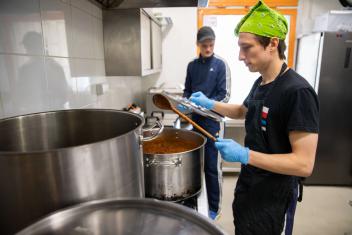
[{"x1": 181, "y1": 26, "x2": 231, "y2": 220}]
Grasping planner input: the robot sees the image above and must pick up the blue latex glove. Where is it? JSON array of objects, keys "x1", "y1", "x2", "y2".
[
  {"x1": 189, "y1": 91, "x2": 214, "y2": 110},
  {"x1": 215, "y1": 138, "x2": 249, "y2": 164},
  {"x1": 176, "y1": 104, "x2": 190, "y2": 112}
]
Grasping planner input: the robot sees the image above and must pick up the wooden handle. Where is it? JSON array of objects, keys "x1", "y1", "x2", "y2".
[{"x1": 171, "y1": 106, "x2": 217, "y2": 142}]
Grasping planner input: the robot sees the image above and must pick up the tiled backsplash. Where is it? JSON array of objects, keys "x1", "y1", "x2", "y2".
[
  {"x1": 0, "y1": 0, "x2": 141, "y2": 119},
  {"x1": 86, "y1": 76, "x2": 143, "y2": 110}
]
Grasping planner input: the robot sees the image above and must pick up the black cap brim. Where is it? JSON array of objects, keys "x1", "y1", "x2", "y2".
[{"x1": 197, "y1": 35, "x2": 215, "y2": 43}]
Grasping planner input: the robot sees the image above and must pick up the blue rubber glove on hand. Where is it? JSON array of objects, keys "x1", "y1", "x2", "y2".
[
  {"x1": 215, "y1": 138, "x2": 250, "y2": 164},
  {"x1": 189, "y1": 91, "x2": 215, "y2": 110},
  {"x1": 177, "y1": 104, "x2": 190, "y2": 112}
]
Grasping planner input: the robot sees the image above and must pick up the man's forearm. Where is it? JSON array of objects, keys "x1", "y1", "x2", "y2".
[
  {"x1": 213, "y1": 102, "x2": 246, "y2": 119},
  {"x1": 248, "y1": 151, "x2": 315, "y2": 177}
]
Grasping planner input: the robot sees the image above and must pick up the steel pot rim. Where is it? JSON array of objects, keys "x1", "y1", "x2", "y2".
[
  {"x1": 0, "y1": 109, "x2": 145, "y2": 155},
  {"x1": 16, "y1": 197, "x2": 227, "y2": 235}
]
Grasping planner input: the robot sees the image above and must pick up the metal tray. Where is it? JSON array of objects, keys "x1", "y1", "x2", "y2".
[{"x1": 162, "y1": 91, "x2": 224, "y2": 122}]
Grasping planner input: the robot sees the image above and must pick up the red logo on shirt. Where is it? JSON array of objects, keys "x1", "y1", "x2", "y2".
[
  {"x1": 261, "y1": 106, "x2": 269, "y2": 119},
  {"x1": 261, "y1": 106, "x2": 269, "y2": 131}
]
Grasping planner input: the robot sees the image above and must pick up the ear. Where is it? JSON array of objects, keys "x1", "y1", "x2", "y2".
[{"x1": 269, "y1": 37, "x2": 280, "y2": 51}]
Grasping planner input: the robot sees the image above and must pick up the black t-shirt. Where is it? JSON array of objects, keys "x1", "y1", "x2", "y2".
[{"x1": 243, "y1": 69, "x2": 319, "y2": 153}]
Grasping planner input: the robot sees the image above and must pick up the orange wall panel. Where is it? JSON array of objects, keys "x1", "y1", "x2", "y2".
[{"x1": 208, "y1": 0, "x2": 298, "y2": 7}]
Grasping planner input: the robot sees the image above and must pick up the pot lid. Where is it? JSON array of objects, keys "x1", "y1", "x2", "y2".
[
  {"x1": 17, "y1": 198, "x2": 226, "y2": 235},
  {"x1": 162, "y1": 91, "x2": 224, "y2": 122}
]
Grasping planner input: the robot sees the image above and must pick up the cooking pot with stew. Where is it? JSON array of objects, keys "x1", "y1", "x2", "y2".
[{"x1": 143, "y1": 128, "x2": 206, "y2": 201}]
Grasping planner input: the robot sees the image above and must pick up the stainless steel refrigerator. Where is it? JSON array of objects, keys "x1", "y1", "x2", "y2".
[{"x1": 295, "y1": 32, "x2": 352, "y2": 186}]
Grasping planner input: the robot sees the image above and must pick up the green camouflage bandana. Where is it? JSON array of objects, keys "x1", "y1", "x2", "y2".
[{"x1": 235, "y1": 0, "x2": 288, "y2": 40}]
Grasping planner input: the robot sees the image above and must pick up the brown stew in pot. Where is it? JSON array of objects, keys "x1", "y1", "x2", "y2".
[{"x1": 143, "y1": 137, "x2": 199, "y2": 154}]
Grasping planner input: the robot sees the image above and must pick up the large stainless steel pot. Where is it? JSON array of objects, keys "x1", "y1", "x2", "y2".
[
  {"x1": 143, "y1": 128, "x2": 206, "y2": 201},
  {"x1": 0, "y1": 109, "x2": 162, "y2": 235},
  {"x1": 17, "y1": 198, "x2": 227, "y2": 235}
]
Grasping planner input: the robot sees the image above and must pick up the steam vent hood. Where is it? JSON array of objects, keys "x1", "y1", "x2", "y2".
[{"x1": 92, "y1": 0, "x2": 208, "y2": 8}]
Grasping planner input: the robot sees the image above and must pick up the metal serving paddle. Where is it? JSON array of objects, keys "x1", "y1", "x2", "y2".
[{"x1": 153, "y1": 93, "x2": 217, "y2": 142}]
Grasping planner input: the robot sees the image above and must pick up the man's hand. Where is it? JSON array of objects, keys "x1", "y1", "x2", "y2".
[
  {"x1": 189, "y1": 92, "x2": 215, "y2": 110},
  {"x1": 215, "y1": 138, "x2": 249, "y2": 164}
]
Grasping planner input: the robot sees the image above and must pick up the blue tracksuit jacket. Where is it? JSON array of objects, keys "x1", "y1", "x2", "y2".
[{"x1": 183, "y1": 53, "x2": 230, "y2": 103}]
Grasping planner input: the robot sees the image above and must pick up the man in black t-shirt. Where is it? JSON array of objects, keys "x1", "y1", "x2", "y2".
[{"x1": 189, "y1": 1, "x2": 319, "y2": 235}]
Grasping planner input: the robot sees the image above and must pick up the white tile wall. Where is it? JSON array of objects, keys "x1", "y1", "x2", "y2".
[
  {"x1": 45, "y1": 57, "x2": 76, "y2": 109},
  {"x1": 71, "y1": 6, "x2": 94, "y2": 58},
  {"x1": 92, "y1": 18, "x2": 104, "y2": 59},
  {"x1": 71, "y1": 0, "x2": 92, "y2": 15},
  {"x1": 70, "y1": 1, "x2": 104, "y2": 59},
  {"x1": 70, "y1": 58, "x2": 105, "y2": 77},
  {"x1": 71, "y1": 0, "x2": 102, "y2": 19},
  {"x1": 70, "y1": 59, "x2": 97, "y2": 107},
  {"x1": 40, "y1": 0, "x2": 72, "y2": 57},
  {"x1": 0, "y1": 0, "x2": 111, "y2": 119},
  {"x1": 0, "y1": 54, "x2": 50, "y2": 117},
  {"x1": 91, "y1": 4, "x2": 103, "y2": 19},
  {"x1": 0, "y1": 0, "x2": 44, "y2": 55},
  {"x1": 87, "y1": 76, "x2": 143, "y2": 110}
]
